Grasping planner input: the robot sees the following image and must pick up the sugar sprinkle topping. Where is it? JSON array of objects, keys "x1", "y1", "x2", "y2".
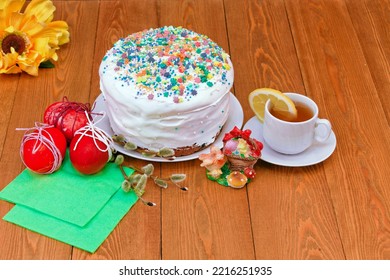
[{"x1": 102, "y1": 26, "x2": 232, "y2": 103}]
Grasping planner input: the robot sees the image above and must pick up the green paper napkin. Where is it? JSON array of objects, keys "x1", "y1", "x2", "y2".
[
  {"x1": 0, "y1": 151, "x2": 123, "y2": 227},
  {"x1": 3, "y1": 186, "x2": 138, "y2": 253}
]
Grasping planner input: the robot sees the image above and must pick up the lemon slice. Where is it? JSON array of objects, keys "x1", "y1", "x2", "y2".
[{"x1": 248, "y1": 88, "x2": 297, "y2": 123}]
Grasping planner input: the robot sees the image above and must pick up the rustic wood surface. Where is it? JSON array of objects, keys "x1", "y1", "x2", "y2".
[{"x1": 0, "y1": 0, "x2": 389, "y2": 260}]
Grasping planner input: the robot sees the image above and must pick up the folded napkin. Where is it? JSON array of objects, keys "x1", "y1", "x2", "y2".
[
  {"x1": 4, "y1": 186, "x2": 137, "y2": 253},
  {"x1": 0, "y1": 151, "x2": 123, "y2": 227},
  {"x1": 0, "y1": 151, "x2": 138, "y2": 253}
]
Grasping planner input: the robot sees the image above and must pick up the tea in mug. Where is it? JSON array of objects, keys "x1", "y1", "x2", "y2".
[{"x1": 270, "y1": 102, "x2": 313, "y2": 122}]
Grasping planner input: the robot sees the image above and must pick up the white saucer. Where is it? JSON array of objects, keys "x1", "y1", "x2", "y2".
[
  {"x1": 92, "y1": 93, "x2": 244, "y2": 162},
  {"x1": 243, "y1": 116, "x2": 336, "y2": 167}
]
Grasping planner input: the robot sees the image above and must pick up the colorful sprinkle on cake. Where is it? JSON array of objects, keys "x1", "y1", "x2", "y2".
[{"x1": 101, "y1": 26, "x2": 232, "y2": 103}]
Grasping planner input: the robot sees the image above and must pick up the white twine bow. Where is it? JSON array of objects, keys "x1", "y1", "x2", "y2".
[
  {"x1": 17, "y1": 123, "x2": 63, "y2": 174},
  {"x1": 72, "y1": 111, "x2": 113, "y2": 161}
]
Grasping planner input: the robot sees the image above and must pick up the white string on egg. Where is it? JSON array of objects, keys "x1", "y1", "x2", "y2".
[
  {"x1": 72, "y1": 111, "x2": 113, "y2": 160},
  {"x1": 18, "y1": 123, "x2": 63, "y2": 174}
]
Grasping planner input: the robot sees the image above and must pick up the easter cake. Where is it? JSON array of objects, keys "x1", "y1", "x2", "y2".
[{"x1": 99, "y1": 26, "x2": 234, "y2": 157}]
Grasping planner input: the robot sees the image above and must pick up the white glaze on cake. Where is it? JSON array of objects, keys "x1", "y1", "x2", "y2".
[{"x1": 99, "y1": 26, "x2": 234, "y2": 154}]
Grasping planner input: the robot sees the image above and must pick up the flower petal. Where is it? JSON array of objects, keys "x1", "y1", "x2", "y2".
[
  {"x1": 46, "y1": 21, "x2": 69, "y2": 45},
  {"x1": 19, "y1": 15, "x2": 45, "y2": 37},
  {"x1": 32, "y1": 36, "x2": 58, "y2": 61},
  {"x1": 7, "y1": 11, "x2": 24, "y2": 30},
  {"x1": 4, "y1": 25, "x2": 15, "y2": 33},
  {"x1": 32, "y1": 20, "x2": 69, "y2": 47},
  {"x1": 32, "y1": 36, "x2": 51, "y2": 58},
  {"x1": 16, "y1": 49, "x2": 41, "y2": 76},
  {"x1": 0, "y1": 64, "x2": 21, "y2": 74},
  {"x1": 0, "y1": 0, "x2": 25, "y2": 30},
  {"x1": 0, "y1": 0, "x2": 25, "y2": 13},
  {"x1": 51, "y1": 52, "x2": 57, "y2": 61},
  {"x1": 0, "y1": 50, "x2": 20, "y2": 74},
  {"x1": 0, "y1": 13, "x2": 5, "y2": 30},
  {"x1": 23, "y1": 0, "x2": 55, "y2": 24},
  {"x1": 18, "y1": 61, "x2": 39, "y2": 75},
  {"x1": 208, "y1": 169, "x2": 222, "y2": 179}
]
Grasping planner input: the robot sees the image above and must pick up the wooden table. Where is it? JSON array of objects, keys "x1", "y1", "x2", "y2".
[{"x1": 1, "y1": 0, "x2": 389, "y2": 260}]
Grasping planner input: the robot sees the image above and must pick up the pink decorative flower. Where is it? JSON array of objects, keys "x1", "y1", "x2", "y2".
[{"x1": 198, "y1": 145, "x2": 226, "y2": 178}]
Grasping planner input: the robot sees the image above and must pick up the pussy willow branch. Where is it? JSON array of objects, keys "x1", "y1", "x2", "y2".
[
  {"x1": 127, "y1": 165, "x2": 188, "y2": 191},
  {"x1": 118, "y1": 165, "x2": 156, "y2": 207}
]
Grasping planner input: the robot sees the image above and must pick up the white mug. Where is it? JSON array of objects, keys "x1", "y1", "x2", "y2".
[{"x1": 263, "y1": 93, "x2": 332, "y2": 154}]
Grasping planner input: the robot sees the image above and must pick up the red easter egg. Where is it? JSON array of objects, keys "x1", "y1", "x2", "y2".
[
  {"x1": 69, "y1": 131, "x2": 110, "y2": 175},
  {"x1": 57, "y1": 108, "x2": 89, "y2": 143},
  {"x1": 43, "y1": 97, "x2": 92, "y2": 143},
  {"x1": 43, "y1": 101, "x2": 64, "y2": 125},
  {"x1": 21, "y1": 127, "x2": 67, "y2": 174}
]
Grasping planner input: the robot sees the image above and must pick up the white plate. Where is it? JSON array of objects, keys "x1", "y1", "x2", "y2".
[
  {"x1": 92, "y1": 93, "x2": 244, "y2": 162},
  {"x1": 243, "y1": 116, "x2": 336, "y2": 167}
]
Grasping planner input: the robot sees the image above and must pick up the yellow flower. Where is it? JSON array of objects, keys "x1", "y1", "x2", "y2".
[{"x1": 0, "y1": 0, "x2": 69, "y2": 76}]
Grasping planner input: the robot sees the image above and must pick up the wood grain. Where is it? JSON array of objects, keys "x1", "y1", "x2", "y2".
[
  {"x1": 285, "y1": 0, "x2": 390, "y2": 259},
  {"x1": 345, "y1": 0, "x2": 390, "y2": 125},
  {"x1": 0, "y1": 0, "x2": 389, "y2": 260},
  {"x1": 0, "y1": 75, "x2": 18, "y2": 158},
  {"x1": 225, "y1": 0, "x2": 345, "y2": 260}
]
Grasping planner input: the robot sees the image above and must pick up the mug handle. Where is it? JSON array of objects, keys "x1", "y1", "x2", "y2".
[{"x1": 314, "y1": 119, "x2": 332, "y2": 142}]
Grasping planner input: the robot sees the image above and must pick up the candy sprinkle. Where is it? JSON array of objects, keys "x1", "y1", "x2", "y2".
[{"x1": 102, "y1": 26, "x2": 232, "y2": 103}]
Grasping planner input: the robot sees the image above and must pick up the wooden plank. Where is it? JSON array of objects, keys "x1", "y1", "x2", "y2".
[
  {"x1": 0, "y1": 0, "x2": 99, "y2": 259},
  {"x1": 225, "y1": 0, "x2": 345, "y2": 259},
  {"x1": 72, "y1": 0, "x2": 162, "y2": 260},
  {"x1": 0, "y1": 76, "x2": 19, "y2": 158},
  {"x1": 157, "y1": 0, "x2": 255, "y2": 259},
  {"x1": 225, "y1": 0, "x2": 306, "y2": 122},
  {"x1": 345, "y1": 0, "x2": 390, "y2": 124},
  {"x1": 285, "y1": 0, "x2": 390, "y2": 259}
]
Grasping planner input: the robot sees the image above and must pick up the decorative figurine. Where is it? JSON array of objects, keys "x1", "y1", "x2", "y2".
[{"x1": 199, "y1": 126, "x2": 263, "y2": 188}]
